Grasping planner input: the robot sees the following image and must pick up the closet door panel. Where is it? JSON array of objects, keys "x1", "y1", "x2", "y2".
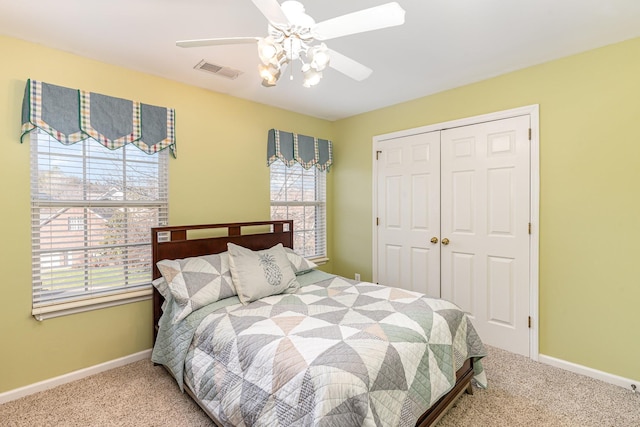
[
  {"x1": 376, "y1": 131, "x2": 441, "y2": 297},
  {"x1": 440, "y1": 116, "x2": 530, "y2": 357}
]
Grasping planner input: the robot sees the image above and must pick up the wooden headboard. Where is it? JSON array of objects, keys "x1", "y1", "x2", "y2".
[{"x1": 151, "y1": 220, "x2": 294, "y2": 339}]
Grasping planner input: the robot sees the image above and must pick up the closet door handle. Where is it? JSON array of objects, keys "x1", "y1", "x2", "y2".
[
  {"x1": 441, "y1": 238, "x2": 450, "y2": 246},
  {"x1": 430, "y1": 237, "x2": 439, "y2": 244}
]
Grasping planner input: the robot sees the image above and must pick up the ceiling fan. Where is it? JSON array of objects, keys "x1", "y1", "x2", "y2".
[{"x1": 176, "y1": 0, "x2": 406, "y2": 88}]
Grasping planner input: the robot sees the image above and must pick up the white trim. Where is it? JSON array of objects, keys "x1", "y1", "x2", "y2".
[
  {"x1": 539, "y1": 354, "x2": 640, "y2": 392},
  {"x1": 33, "y1": 288, "x2": 152, "y2": 321},
  {"x1": 373, "y1": 105, "x2": 540, "y2": 142},
  {"x1": 0, "y1": 349, "x2": 152, "y2": 404},
  {"x1": 372, "y1": 104, "x2": 540, "y2": 360},
  {"x1": 308, "y1": 256, "x2": 330, "y2": 266},
  {"x1": 529, "y1": 105, "x2": 540, "y2": 361}
]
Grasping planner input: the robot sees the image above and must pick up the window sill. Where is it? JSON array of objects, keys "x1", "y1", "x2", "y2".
[
  {"x1": 309, "y1": 256, "x2": 329, "y2": 266},
  {"x1": 32, "y1": 288, "x2": 152, "y2": 321}
]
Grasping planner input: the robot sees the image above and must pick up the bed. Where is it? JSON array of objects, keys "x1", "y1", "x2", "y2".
[{"x1": 151, "y1": 220, "x2": 486, "y2": 426}]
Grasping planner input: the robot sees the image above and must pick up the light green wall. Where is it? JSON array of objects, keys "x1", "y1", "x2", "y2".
[
  {"x1": 2, "y1": 32, "x2": 639, "y2": 393},
  {"x1": 331, "y1": 37, "x2": 640, "y2": 381},
  {"x1": 0, "y1": 35, "x2": 333, "y2": 393}
]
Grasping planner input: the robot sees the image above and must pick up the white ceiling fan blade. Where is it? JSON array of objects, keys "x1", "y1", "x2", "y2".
[
  {"x1": 252, "y1": 0, "x2": 290, "y2": 27},
  {"x1": 312, "y1": 2, "x2": 406, "y2": 41},
  {"x1": 327, "y1": 49, "x2": 373, "y2": 81},
  {"x1": 176, "y1": 37, "x2": 260, "y2": 48}
]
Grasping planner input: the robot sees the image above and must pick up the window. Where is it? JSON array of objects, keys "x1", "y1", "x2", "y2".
[
  {"x1": 68, "y1": 217, "x2": 84, "y2": 231},
  {"x1": 30, "y1": 130, "x2": 168, "y2": 319},
  {"x1": 270, "y1": 161, "x2": 326, "y2": 259}
]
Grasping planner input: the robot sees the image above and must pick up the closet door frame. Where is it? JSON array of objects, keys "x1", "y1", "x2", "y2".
[{"x1": 372, "y1": 104, "x2": 540, "y2": 360}]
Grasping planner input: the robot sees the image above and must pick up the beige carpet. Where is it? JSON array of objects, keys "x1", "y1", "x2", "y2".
[{"x1": 1, "y1": 346, "x2": 638, "y2": 426}]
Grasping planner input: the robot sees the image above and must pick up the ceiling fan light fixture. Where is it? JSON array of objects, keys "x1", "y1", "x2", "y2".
[
  {"x1": 302, "y1": 67, "x2": 322, "y2": 88},
  {"x1": 307, "y1": 43, "x2": 330, "y2": 71},
  {"x1": 258, "y1": 37, "x2": 280, "y2": 64},
  {"x1": 261, "y1": 78, "x2": 278, "y2": 88},
  {"x1": 259, "y1": 63, "x2": 281, "y2": 86}
]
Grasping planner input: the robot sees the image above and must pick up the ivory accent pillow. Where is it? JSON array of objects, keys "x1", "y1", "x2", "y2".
[
  {"x1": 152, "y1": 277, "x2": 171, "y2": 312},
  {"x1": 227, "y1": 243, "x2": 300, "y2": 304},
  {"x1": 284, "y1": 247, "x2": 318, "y2": 275},
  {"x1": 152, "y1": 277, "x2": 171, "y2": 300},
  {"x1": 156, "y1": 252, "x2": 235, "y2": 323}
]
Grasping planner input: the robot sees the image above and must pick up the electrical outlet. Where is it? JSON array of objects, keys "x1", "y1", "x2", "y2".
[{"x1": 355, "y1": 273, "x2": 361, "y2": 281}]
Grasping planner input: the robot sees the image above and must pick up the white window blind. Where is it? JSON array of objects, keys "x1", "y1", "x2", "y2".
[
  {"x1": 30, "y1": 130, "x2": 168, "y2": 319},
  {"x1": 270, "y1": 161, "x2": 326, "y2": 259}
]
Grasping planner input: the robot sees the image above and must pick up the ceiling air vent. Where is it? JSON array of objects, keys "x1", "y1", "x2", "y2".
[{"x1": 194, "y1": 60, "x2": 243, "y2": 80}]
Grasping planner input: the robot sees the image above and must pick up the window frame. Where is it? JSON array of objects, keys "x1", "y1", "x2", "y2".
[
  {"x1": 269, "y1": 161, "x2": 327, "y2": 261},
  {"x1": 29, "y1": 130, "x2": 169, "y2": 320}
]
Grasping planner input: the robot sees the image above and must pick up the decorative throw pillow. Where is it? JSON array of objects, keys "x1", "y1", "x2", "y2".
[
  {"x1": 152, "y1": 277, "x2": 172, "y2": 312},
  {"x1": 152, "y1": 277, "x2": 171, "y2": 300},
  {"x1": 227, "y1": 243, "x2": 300, "y2": 304},
  {"x1": 284, "y1": 247, "x2": 318, "y2": 275},
  {"x1": 156, "y1": 252, "x2": 235, "y2": 323}
]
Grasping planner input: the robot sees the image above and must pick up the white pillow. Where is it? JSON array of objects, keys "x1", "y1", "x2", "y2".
[
  {"x1": 156, "y1": 252, "x2": 235, "y2": 323},
  {"x1": 152, "y1": 277, "x2": 171, "y2": 312},
  {"x1": 227, "y1": 243, "x2": 300, "y2": 304},
  {"x1": 152, "y1": 277, "x2": 171, "y2": 300},
  {"x1": 284, "y1": 247, "x2": 318, "y2": 275}
]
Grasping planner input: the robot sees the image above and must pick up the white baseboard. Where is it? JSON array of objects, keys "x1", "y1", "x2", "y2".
[
  {"x1": 539, "y1": 353, "x2": 639, "y2": 392},
  {"x1": 0, "y1": 349, "x2": 152, "y2": 405}
]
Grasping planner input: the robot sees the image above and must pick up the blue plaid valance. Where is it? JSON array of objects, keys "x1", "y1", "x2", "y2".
[
  {"x1": 267, "y1": 129, "x2": 332, "y2": 172},
  {"x1": 21, "y1": 79, "x2": 176, "y2": 157}
]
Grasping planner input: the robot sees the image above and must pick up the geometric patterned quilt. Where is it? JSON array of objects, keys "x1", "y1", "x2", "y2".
[{"x1": 183, "y1": 276, "x2": 486, "y2": 427}]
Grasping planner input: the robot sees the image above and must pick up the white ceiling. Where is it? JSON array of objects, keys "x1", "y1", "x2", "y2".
[{"x1": 2, "y1": 0, "x2": 640, "y2": 121}]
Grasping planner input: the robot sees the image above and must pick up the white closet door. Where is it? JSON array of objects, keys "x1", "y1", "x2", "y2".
[
  {"x1": 440, "y1": 115, "x2": 530, "y2": 356},
  {"x1": 376, "y1": 131, "x2": 441, "y2": 297}
]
